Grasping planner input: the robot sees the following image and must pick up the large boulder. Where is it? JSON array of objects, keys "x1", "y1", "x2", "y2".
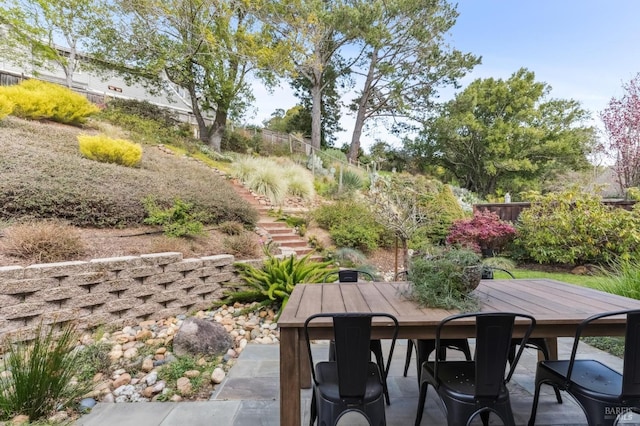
[{"x1": 172, "y1": 318, "x2": 232, "y2": 357}]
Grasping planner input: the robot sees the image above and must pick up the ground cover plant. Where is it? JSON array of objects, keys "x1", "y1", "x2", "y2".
[{"x1": 0, "y1": 117, "x2": 257, "y2": 228}]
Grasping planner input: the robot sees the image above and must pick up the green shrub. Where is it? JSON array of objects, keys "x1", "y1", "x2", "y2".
[
  {"x1": 413, "y1": 181, "x2": 466, "y2": 245},
  {"x1": 98, "y1": 99, "x2": 193, "y2": 147},
  {"x1": 0, "y1": 322, "x2": 90, "y2": 421},
  {"x1": 0, "y1": 220, "x2": 86, "y2": 263},
  {"x1": 516, "y1": 189, "x2": 640, "y2": 265},
  {"x1": 105, "y1": 98, "x2": 178, "y2": 128},
  {"x1": 0, "y1": 79, "x2": 99, "y2": 125},
  {"x1": 0, "y1": 96, "x2": 14, "y2": 119},
  {"x1": 222, "y1": 129, "x2": 261, "y2": 153},
  {"x1": 143, "y1": 197, "x2": 205, "y2": 238},
  {"x1": 78, "y1": 134, "x2": 143, "y2": 167},
  {"x1": 219, "y1": 252, "x2": 337, "y2": 319},
  {"x1": 314, "y1": 200, "x2": 388, "y2": 252}
]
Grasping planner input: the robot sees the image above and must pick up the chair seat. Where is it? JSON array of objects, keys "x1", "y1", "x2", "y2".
[
  {"x1": 540, "y1": 359, "x2": 623, "y2": 398},
  {"x1": 316, "y1": 361, "x2": 384, "y2": 403},
  {"x1": 422, "y1": 361, "x2": 510, "y2": 403}
]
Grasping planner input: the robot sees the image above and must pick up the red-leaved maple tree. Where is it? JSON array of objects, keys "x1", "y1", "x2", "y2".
[{"x1": 600, "y1": 73, "x2": 640, "y2": 194}]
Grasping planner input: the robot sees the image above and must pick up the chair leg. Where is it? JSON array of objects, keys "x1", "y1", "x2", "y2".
[
  {"x1": 528, "y1": 381, "x2": 544, "y2": 426},
  {"x1": 414, "y1": 381, "x2": 429, "y2": 426},
  {"x1": 309, "y1": 389, "x2": 317, "y2": 426},
  {"x1": 404, "y1": 339, "x2": 414, "y2": 377},
  {"x1": 370, "y1": 340, "x2": 390, "y2": 405},
  {"x1": 526, "y1": 339, "x2": 563, "y2": 404}
]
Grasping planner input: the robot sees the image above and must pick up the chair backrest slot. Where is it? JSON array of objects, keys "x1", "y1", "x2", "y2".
[
  {"x1": 333, "y1": 316, "x2": 372, "y2": 398},
  {"x1": 475, "y1": 315, "x2": 515, "y2": 398}
]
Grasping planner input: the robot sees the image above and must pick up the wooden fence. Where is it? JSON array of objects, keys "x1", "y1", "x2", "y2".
[{"x1": 475, "y1": 200, "x2": 637, "y2": 222}]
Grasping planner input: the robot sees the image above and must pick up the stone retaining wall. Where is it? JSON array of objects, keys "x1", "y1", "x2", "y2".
[{"x1": 0, "y1": 252, "x2": 263, "y2": 340}]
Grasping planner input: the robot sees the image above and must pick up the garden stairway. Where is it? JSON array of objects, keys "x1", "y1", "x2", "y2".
[{"x1": 227, "y1": 179, "x2": 316, "y2": 258}]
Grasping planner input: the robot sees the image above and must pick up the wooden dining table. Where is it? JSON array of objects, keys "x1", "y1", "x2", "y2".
[{"x1": 276, "y1": 279, "x2": 640, "y2": 426}]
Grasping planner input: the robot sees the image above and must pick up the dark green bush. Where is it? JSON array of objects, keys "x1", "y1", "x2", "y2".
[
  {"x1": 516, "y1": 189, "x2": 640, "y2": 265},
  {"x1": 314, "y1": 200, "x2": 389, "y2": 252}
]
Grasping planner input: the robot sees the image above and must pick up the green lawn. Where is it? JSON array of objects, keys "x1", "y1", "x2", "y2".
[{"x1": 494, "y1": 268, "x2": 611, "y2": 289}]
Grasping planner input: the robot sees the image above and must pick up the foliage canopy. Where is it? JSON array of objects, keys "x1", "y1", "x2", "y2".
[{"x1": 408, "y1": 68, "x2": 596, "y2": 197}]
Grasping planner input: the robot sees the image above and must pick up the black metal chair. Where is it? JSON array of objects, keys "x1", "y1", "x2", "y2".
[
  {"x1": 305, "y1": 312, "x2": 399, "y2": 426},
  {"x1": 528, "y1": 309, "x2": 640, "y2": 426},
  {"x1": 397, "y1": 270, "x2": 472, "y2": 379},
  {"x1": 323, "y1": 269, "x2": 375, "y2": 283},
  {"x1": 323, "y1": 269, "x2": 391, "y2": 405},
  {"x1": 415, "y1": 312, "x2": 536, "y2": 426},
  {"x1": 482, "y1": 266, "x2": 564, "y2": 405}
]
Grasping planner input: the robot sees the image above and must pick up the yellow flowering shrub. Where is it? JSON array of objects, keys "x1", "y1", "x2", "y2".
[
  {"x1": 0, "y1": 95, "x2": 14, "y2": 119},
  {"x1": 78, "y1": 134, "x2": 143, "y2": 167},
  {"x1": 0, "y1": 79, "x2": 99, "y2": 125}
]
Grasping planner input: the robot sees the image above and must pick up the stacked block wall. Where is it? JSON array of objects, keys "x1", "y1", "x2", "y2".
[{"x1": 0, "y1": 252, "x2": 263, "y2": 339}]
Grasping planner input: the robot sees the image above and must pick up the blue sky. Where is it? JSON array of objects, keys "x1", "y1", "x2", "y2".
[{"x1": 249, "y1": 1, "x2": 640, "y2": 151}]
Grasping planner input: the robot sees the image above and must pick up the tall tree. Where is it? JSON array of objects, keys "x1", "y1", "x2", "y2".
[
  {"x1": 409, "y1": 68, "x2": 596, "y2": 197},
  {"x1": 93, "y1": 0, "x2": 291, "y2": 151},
  {"x1": 0, "y1": 0, "x2": 112, "y2": 87},
  {"x1": 600, "y1": 73, "x2": 640, "y2": 193},
  {"x1": 289, "y1": 60, "x2": 346, "y2": 147},
  {"x1": 275, "y1": 0, "x2": 367, "y2": 151},
  {"x1": 346, "y1": 0, "x2": 479, "y2": 162}
]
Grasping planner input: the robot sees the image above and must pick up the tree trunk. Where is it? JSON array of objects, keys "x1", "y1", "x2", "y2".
[
  {"x1": 401, "y1": 237, "x2": 410, "y2": 273},
  {"x1": 208, "y1": 108, "x2": 226, "y2": 152},
  {"x1": 310, "y1": 72, "x2": 323, "y2": 152},
  {"x1": 348, "y1": 48, "x2": 378, "y2": 162},
  {"x1": 186, "y1": 84, "x2": 214, "y2": 147}
]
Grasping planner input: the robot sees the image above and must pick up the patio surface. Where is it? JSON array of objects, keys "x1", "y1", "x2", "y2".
[{"x1": 76, "y1": 338, "x2": 639, "y2": 425}]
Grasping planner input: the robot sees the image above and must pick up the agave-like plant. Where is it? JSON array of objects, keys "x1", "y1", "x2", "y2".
[{"x1": 221, "y1": 251, "x2": 337, "y2": 319}]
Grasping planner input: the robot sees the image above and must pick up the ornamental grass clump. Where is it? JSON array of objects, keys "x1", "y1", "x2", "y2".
[
  {"x1": 406, "y1": 248, "x2": 482, "y2": 311},
  {"x1": 0, "y1": 322, "x2": 89, "y2": 422}
]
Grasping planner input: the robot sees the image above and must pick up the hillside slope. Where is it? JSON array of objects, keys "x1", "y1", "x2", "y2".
[{"x1": 0, "y1": 117, "x2": 262, "y2": 266}]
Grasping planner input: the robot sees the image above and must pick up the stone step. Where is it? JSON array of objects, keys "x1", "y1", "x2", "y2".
[
  {"x1": 270, "y1": 233, "x2": 298, "y2": 242},
  {"x1": 275, "y1": 240, "x2": 309, "y2": 248},
  {"x1": 227, "y1": 178, "x2": 319, "y2": 259}
]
